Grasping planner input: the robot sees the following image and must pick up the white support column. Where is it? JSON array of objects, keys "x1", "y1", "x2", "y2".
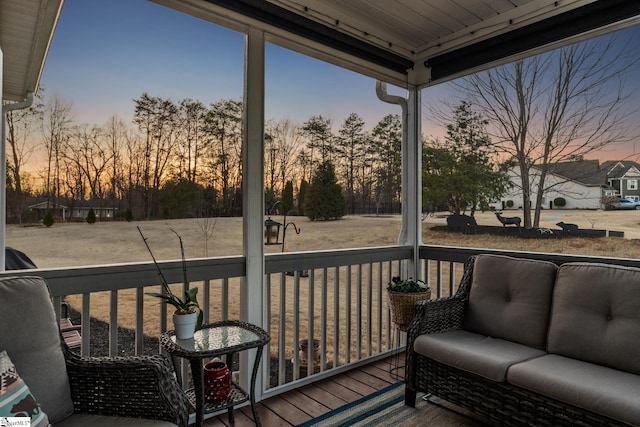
[{"x1": 242, "y1": 28, "x2": 266, "y2": 400}]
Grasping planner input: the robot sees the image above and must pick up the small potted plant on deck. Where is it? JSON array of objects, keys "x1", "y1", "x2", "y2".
[
  {"x1": 387, "y1": 276, "x2": 430, "y2": 332},
  {"x1": 139, "y1": 227, "x2": 204, "y2": 339}
]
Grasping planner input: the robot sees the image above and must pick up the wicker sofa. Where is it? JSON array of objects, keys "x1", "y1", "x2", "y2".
[
  {"x1": 0, "y1": 276, "x2": 189, "y2": 426},
  {"x1": 405, "y1": 254, "x2": 640, "y2": 427}
]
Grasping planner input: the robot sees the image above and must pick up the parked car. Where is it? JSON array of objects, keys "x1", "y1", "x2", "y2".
[{"x1": 612, "y1": 198, "x2": 640, "y2": 210}]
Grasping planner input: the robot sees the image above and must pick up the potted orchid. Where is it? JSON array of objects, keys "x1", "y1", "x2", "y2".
[{"x1": 139, "y1": 226, "x2": 203, "y2": 339}]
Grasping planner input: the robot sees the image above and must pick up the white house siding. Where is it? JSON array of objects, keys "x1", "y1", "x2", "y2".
[{"x1": 494, "y1": 168, "x2": 603, "y2": 210}]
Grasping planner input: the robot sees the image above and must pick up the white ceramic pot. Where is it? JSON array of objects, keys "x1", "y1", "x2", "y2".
[{"x1": 173, "y1": 311, "x2": 197, "y2": 339}]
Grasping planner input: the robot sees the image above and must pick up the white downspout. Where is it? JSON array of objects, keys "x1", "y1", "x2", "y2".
[
  {"x1": 376, "y1": 81, "x2": 422, "y2": 280},
  {"x1": 375, "y1": 81, "x2": 408, "y2": 244},
  {"x1": 1, "y1": 47, "x2": 35, "y2": 271}
]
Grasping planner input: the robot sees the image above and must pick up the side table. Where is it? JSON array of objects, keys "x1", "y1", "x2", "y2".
[{"x1": 160, "y1": 320, "x2": 270, "y2": 427}]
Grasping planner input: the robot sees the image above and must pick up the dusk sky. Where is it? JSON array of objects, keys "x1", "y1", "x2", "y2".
[
  {"x1": 41, "y1": 0, "x2": 639, "y2": 160},
  {"x1": 41, "y1": 0, "x2": 416, "y2": 131}
]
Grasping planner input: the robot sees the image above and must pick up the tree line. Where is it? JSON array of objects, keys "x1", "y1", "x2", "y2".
[
  {"x1": 5, "y1": 91, "x2": 403, "y2": 223},
  {"x1": 6, "y1": 31, "x2": 636, "y2": 228}
]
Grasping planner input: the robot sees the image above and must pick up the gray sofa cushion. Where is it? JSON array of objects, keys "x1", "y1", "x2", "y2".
[
  {"x1": 414, "y1": 330, "x2": 546, "y2": 382},
  {"x1": 0, "y1": 276, "x2": 74, "y2": 423},
  {"x1": 508, "y1": 354, "x2": 640, "y2": 426},
  {"x1": 462, "y1": 254, "x2": 557, "y2": 349},
  {"x1": 548, "y1": 262, "x2": 640, "y2": 374}
]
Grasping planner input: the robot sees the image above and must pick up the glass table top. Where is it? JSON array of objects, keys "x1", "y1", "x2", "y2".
[{"x1": 171, "y1": 325, "x2": 260, "y2": 352}]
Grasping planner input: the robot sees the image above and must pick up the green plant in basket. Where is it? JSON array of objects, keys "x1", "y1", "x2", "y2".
[
  {"x1": 387, "y1": 276, "x2": 430, "y2": 293},
  {"x1": 387, "y1": 276, "x2": 430, "y2": 332}
]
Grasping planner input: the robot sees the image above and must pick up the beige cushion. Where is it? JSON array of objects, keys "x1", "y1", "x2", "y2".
[
  {"x1": 462, "y1": 254, "x2": 557, "y2": 349},
  {"x1": 414, "y1": 330, "x2": 546, "y2": 382},
  {"x1": 548, "y1": 262, "x2": 640, "y2": 374},
  {"x1": 0, "y1": 276, "x2": 74, "y2": 423},
  {"x1": 56, "y1": 414, "x2": 178, "y2": 427},
  {"x1": 508, "y1": 354, "x2": 640, "y2": 426}
]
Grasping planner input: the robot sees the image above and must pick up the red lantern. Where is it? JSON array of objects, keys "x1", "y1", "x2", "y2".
[{"x1": 203, "y1": 359, "x2": 231, "y2": 405}]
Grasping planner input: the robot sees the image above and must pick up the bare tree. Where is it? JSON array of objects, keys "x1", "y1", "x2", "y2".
[
  {"x1": 203, "y1": 99, "x2": 243, "y2": 214},
  {"x1": 371, "y1": 114, "x2": 402, "y2": 213},
  {"x1": 65, "y1": 124, "x2": 113, "y2": 200},
  {"x1": 271, "y1": 118, "x2": 305, "y2": 194},
  {"x1": 176, "y1": 99, "x2": 207, "y2": 183},
  {"x1": 336, "y1": 113, "x2": 368, "y2": 214},
  {"x1": 122, "y1": 129, "x2": 145, "y2": 218},
  {"x1": 457, "y1": 32, "x2": 639, "y2": 228},
  {"x1": 302, "y1": 115, "x2": 333, "y2": 165},
  {"x1": 133, "y1": 93, "x2": 179, "y2": 218},
  {"x1": 104, "y1": 115, "x2": 127, "y2": 214},
  {"x1": 4, "y1": 93, "x2": 43, "y2": 222},
  {"x1": 197, "y1": 217, "x2": 217, "y2": 257},
  {"x1": 41, "y1": 93, "x2": 74, "y2": 214}
]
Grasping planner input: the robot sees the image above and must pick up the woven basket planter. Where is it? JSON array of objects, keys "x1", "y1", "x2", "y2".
[{"x1": 388, "y1": 290, "x2": 431, "y2": 331}]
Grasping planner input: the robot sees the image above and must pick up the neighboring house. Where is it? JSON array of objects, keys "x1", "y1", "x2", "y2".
[
  {"x1": 600, "y1": 160, "x2": 640, "y2": 201},
  {"x1": 494, "y1": 160, "x2": 609, "y2": 210},
  {"x1": 69, "y1": 204, "x2": 118, "y2": 221},
  {"x1": 28, "y1": 201, "x2": 70, "y2": 221},
  {"x1": 29, "y1": 200, "x2": 117, "y2": 221}
]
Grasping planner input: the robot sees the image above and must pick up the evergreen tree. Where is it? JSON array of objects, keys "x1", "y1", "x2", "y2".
[
  {"x1": 43, "y1": 210, "x2": 54, "y2": 227},
  {"x1": 87, "y1": 207, "x2": 97, "y2": 224},
  {"x1": 297, "y1": 179, "x2": 309, "y2": 216},
  {"x1": 282, "y1": 181, "x2": 294, "y2": 214},
  {"x1": 423, "y1": 101, "x2": 511, "y2": 215},
  {"x1": 305, "y1": 161, "x2": 346, "y2": 221}
]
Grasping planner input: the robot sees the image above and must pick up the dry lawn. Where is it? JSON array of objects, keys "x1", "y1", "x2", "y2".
[{"x1": 7, "y1": 210, "x2": 640, "y2": 360}]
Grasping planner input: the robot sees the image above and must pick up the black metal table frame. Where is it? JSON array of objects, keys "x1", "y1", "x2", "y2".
[{"x1": 160, "y1": 320, "x2": 270, "y2": 427}]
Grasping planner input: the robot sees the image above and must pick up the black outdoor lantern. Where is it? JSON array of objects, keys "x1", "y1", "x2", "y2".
[{"x1": 264, "y1": 217, "x2": 282, "y2": 245}]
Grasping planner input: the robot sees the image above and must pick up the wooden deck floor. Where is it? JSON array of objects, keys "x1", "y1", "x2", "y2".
[{"x1": 203, "y1": 355, "x2": 405, "y2": 426}]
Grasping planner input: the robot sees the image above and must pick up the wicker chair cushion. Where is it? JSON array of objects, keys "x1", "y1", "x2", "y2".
[
  {"x1": 508, "y1": 354, "x2": 640, "y2": 426},
  {"x1": 413, "y1": 330, "x2": 545, "y2": 382},
  {"x1": 0, "y1": 276, "x2": 74, "y2": 423},
  {"x1": 55, "y1": 414, "x2": 179, "y2": 426},
  {"x1": 462, "y1": 254, "x2": 557, "y2": 349},
  {"x1": 548, "y1": 263, "x2": 640, "y2": 374}
]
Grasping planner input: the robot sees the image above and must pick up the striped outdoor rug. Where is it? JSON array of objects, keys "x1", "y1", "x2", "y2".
[{"x1": 297, "y1": 382, "x2": 488, "y2": 427}]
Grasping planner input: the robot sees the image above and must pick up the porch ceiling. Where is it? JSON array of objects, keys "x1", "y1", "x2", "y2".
[
  {"x1": 2, "y1": 1, "x2": 640, "y2": 100},
  {"x1": 152, "y1": 0, "x2": 640, "y2": 89},
  {"x1": 0, "y1": 0, "x2": 64, "y2": 102}
]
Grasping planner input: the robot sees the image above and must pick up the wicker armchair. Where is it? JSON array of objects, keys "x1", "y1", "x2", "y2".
[
  {"x1": 0, "y1": 275, "x2": 189, "y2": 427},
  {"x1": 64, "y1": 346, "x2": 190, "y2": 425}
]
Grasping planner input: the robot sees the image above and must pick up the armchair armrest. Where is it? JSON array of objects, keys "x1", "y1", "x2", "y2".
[{"x1": 64, "y1": 347, "x2": 189, "y2": 427}]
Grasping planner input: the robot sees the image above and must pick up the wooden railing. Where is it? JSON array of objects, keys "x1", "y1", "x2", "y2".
[{"x1": 3, "y1": 244, "x2": 639, "y2": 400}]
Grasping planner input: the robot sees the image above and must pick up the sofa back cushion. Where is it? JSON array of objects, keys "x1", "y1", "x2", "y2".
[
  {"x1": 0, "y1": 276, "x2": 74, "y2": 423},
  {"x1": 548, "y1": 263, "x2": 640, "y2": 374},
  {"x1": 463, "y1": 254, "x2": 558, "y2": 349}
]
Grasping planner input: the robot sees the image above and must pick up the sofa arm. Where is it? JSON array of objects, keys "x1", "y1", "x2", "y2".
[
  {"x1": 407, "y1": 255, "x2": 476, "y2": 343},
  {"x1": 407, "y1": 296, "x2": 466, "y2": 343},
  {"x1": 65, "y1": 347, "x2": 189, "y2": 427}
]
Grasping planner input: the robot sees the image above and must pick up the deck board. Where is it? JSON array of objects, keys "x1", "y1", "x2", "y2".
[{"x1": 204, "y1": 355, "x2": 404, "y2": 426}]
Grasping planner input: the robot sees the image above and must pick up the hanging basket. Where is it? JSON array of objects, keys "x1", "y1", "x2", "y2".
[{"x1": 387, "y1": 290, "x2": 431, "y2": 332}]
